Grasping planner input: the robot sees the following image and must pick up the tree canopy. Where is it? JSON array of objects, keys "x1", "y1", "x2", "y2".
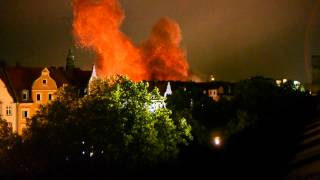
[{"x1": 13, "y1": 76, "x2": 192, "y2": 176}]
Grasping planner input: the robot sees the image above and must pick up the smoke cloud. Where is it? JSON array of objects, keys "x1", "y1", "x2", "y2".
[{"x1": 72, "y1": 0, "x2": 189, "y2": 81}]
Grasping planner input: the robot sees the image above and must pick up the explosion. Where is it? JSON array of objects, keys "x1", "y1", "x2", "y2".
[{"x1": 73, "y1": 0, "x2": 189, "y2": 81}]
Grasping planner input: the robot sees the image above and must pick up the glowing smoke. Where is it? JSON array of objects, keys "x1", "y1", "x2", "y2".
[{"x1": 72, "y1": 0, "x2": 189, "y2": 81}]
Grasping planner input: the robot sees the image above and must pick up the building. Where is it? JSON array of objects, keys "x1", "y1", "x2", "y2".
[
  {"x1": 0, "y1": 49, "x2": 234, "y2": 134},
  {"x1": 0, "y1": 51, "x2": 91, "y2": 134},
  {"x1": 148, "y1": 80, "x2": 234, "y2": 102}
]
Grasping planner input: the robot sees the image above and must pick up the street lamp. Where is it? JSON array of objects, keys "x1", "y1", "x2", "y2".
[{"x1": 211, "y1": 135, "x2": 222, "y2": 147}]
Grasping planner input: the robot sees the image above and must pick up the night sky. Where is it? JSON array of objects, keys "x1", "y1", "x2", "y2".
[{"x1": 0, "y1": 0, "x2": 320, "y2": 82}]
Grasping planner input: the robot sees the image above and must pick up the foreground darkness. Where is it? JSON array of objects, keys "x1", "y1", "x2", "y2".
[{"x1": 0, "y1": 78, "x2": 317, "y2": 179}]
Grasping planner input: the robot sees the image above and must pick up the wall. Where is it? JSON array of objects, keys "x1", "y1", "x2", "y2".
[{"x1": 0, "y1": 79, "x2": 17, "y2": 132}]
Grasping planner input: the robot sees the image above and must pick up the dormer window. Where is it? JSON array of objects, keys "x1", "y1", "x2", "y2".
[
  {"x1": 22, "y1": 90, "x2": 29, "y2": 101},
  {"x1": 42, "y1": 79, "x2": 47, "y2": 85}
]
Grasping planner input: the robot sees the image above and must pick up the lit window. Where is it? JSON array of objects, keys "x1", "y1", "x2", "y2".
[
  {"x1": 43, "y1": 79, "x2": 47, "y2": 85},
  {"x1": 36, "y1": 93, "x2": 41, "y2": 101},
  {"x1": 6, "y1": 106, "x2": 12, "y2": 116},
  {"x1": 22, "y1": 110, "x2": 28, "y2": 118},
  {"x1": 48, "y1": 94, "x2": 52, "y2": 101}
]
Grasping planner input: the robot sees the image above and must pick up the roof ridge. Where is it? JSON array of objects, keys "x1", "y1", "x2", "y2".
[{"x1": 2, "y1": 67, "x2": 18, "y2": 102}]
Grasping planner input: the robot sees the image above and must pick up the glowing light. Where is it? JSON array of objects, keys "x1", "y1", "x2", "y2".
[
  {"x1": 214, "y1": 136, "x2": 221, "y2": 146},
  {"x1": 276, "y1": 80, "x2": 282, "y2": 87},
  {"x1": 90, "y1": 152, "x2": 94, "y2": 157},
  {"x1": 210, "y1": 75, "x2": 215, "y2": 82},
  {"x1": 282, "y1": 79, "x2": 288, "y2": 83},
  {"x1": 293, "y1": 80, "x2": 301, "y2": 90},
  {"x1": 293, "y1": 80, "x2": 300, "y2": 85}
]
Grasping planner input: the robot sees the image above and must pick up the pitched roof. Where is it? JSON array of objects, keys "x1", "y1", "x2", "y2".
[
  {"x1": 147, "y1": 80, "x2": 234, "y2": 96},
  {"x1": 0, "y1": 66, "x2": 17, "y2": 101},
  {"x1": 0, "y1": 66, "x2": 92, "y2": 102},
  {"x1": 66, "y1": 68, "x2": 91, "y2": 89},
  {"x1": 48, "y1": 67, "x2": 91, "y2": 89},
  {"x1": 48, "y1": 67, "x2": 70, "y2": 87},
  {"x1": 5, "y1": 66, "x2": 43, "y2": 102}
]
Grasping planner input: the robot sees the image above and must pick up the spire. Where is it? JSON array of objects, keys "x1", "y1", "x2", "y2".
[
  {"x1": 66, "y1": 49, "x2": 75, "y2": 71},
  {"x1": 88, "y1": 64, "x2": 98, "y2": 94},
  {"x1": 90, "y1": 64, "x2": 98, "y2": 81},
  {"x1": 164, "y1": 82, "x2": 172, "y2": 97}
]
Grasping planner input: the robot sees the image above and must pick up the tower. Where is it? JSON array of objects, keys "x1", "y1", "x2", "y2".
[{"x1": 66, "y1": 49, "x2": 75, "y2": 71}]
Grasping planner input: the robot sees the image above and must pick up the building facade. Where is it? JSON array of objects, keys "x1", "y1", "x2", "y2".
[
  {"x1": 0, "y1": 50, "x2": 91, "y2": 134},
  {"x1": 0, "y1": 77, "x2": 17, "y2": 131}
]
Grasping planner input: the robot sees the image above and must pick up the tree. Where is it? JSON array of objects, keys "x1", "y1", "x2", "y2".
[
  {"x1": 222, "y1": 76, "x2": 314, "y2": 179},
  {"x1": 21, "y1": 76, "x2": 192, "y2": 176},
  {"x1": 0, "y1": 118, "x2": 17, "y2": 158},
  {"x1": 0, "y1": 118, "x2": 21, "y2": 176}
]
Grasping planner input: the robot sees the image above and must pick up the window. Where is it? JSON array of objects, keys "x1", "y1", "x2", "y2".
[
  {"x1": 22, "y1": 90, "x2": 29, "y2": 101},
  {"x1": 22, "y1": 110, "x2": 28, "y2": 118},
  {"x1": 209, "y1": 90, "x2": 217, "y2": 96},
  {"x1": 36, "y1": 93, "x2": 41, "y2": 101},
  {"x1": 42, "y1": 79, "x2": 47, "y2": 85},
  {"x1": 48, "y1": 93, "x2": 52, "y2": 101},
  {"x1": 6, "y1": 106, "x2": 12, "y2": 116}
]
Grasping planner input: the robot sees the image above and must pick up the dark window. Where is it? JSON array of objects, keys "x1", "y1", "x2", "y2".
[
  {"x1": 48, "y1": 94, "x2": 52, "y2": 101},
  {"x1": 22, "y1": 111, "x2": 28, "y2": 118},
  {"x1": 23, "y1": 93, "x2": 27, "y2": 100},
  {"x1": 43, "y1": 79, "x2": 47, "y2": 85},
  {"x1": 37, "y1": 94, "x2": 41, "y2": 101},
  {"x1": 6, "y1": 106, "x2": 12, "y2": 116}
]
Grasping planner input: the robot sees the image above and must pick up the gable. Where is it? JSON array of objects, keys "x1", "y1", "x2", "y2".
[{"x1": 32, "y1": 68, "x2": 58, "y2": 91}]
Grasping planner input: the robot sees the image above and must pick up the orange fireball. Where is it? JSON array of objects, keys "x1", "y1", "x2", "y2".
[{"x1": 73, "y1": 0, "x2": 189, "y2": 81}]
